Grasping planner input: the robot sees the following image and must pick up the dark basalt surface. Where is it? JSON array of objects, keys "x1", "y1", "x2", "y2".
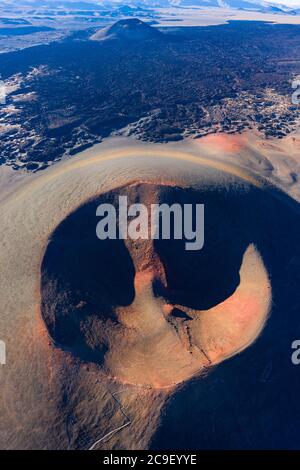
[{"x1": 0, "y1": 20, "x2": 300, "y2": 171}]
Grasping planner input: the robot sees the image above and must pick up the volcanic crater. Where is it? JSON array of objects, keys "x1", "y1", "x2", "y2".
[{"x1": 40, "y1": 181, "x2": 273, "y2": 388}]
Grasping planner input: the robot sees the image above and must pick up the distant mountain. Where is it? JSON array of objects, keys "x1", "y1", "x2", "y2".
[
  {"x1": 110, "y1": 0, "x2": 300, "y2": 15},
  {"x1": 90, "y1": 18, "x2": 163, "y2": 41},
  {"x1": 3, "y1": 0, "x2": 299, "y2": 16},
  {"x1": 218, "y1": 0, "x2": 299, "y2": 14}
]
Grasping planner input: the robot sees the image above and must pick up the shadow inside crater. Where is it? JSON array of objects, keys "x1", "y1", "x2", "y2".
[
  {"x1": 40, "y1": 195, "x2": 136, "y2": 363},
  {"x1": 41, "y1": 183, "x2": 250, "y2": 364},
  {"x1": 153, "y1": 185, "x2": 254, "y2": 310},
  {"x1": 40, "y1": 180, "x2": 299, "y2": 384}
]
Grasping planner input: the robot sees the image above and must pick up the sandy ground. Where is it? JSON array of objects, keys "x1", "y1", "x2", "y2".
[
  {"x1": 1, "y1": 129, "x2": 300, "y2": 200},
  {"x1": 0, "y1": 129, "x2": 298, "y2": 449},
  {"x1": 157, "y1": 7, "x2": 300, "y2": 27},
  {"x1": 193, "y1": 129, "x2": 300, "y2": 201}
]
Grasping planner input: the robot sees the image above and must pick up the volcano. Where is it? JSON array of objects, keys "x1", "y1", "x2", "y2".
[{"x1": 90, "y1": 18, "x2": 164, "y2": 42}]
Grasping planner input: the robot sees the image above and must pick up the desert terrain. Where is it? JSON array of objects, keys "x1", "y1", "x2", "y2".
[
  {"x1": 0, "y1": 0, "x2": 300, "y2": 454},
  {"x1": 157, "y1": 6, "x2": 300, "y2": 27}
]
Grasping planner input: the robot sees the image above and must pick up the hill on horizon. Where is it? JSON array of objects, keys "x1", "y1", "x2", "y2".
[{"x1": 90, "y1": 18, "x2": 164, "y2": 42}]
